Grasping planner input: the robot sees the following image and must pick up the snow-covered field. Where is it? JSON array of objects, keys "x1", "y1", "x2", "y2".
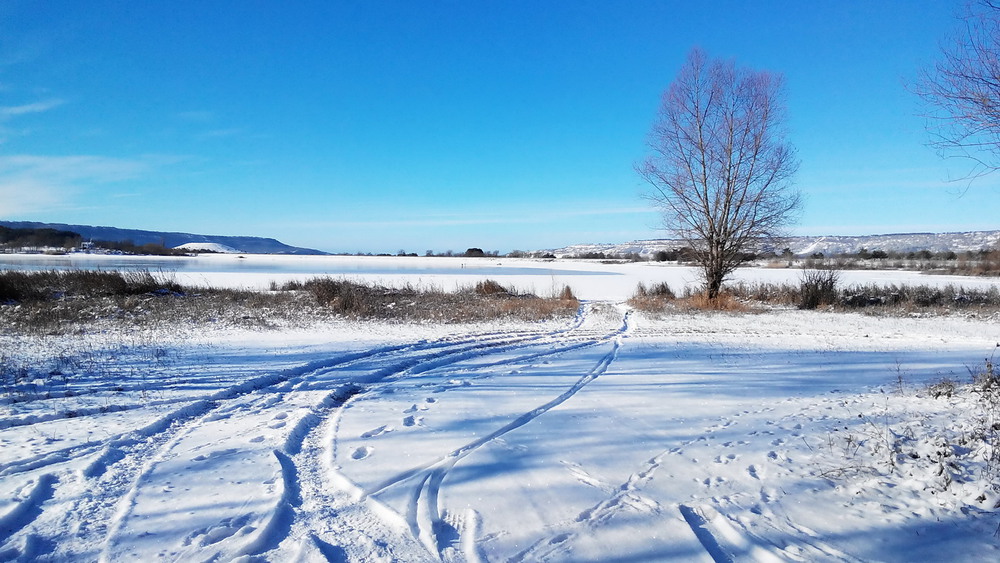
[{"x1": 2, "y1": 257, "x2": 1000, "y2": 561}]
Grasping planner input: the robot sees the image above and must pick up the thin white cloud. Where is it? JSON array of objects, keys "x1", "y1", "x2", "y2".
[
  {"x1": 0, "y1": 99, "x2": 64, "y2": 119},
  {"x1": 0, "y1": 176, "x2": 67, "y2": 215},
  {"x1": 0, "y1": 154, "x2": 148, "y2": 216}
]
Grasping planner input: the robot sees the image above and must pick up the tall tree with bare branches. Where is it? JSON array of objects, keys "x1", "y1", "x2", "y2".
[
  {"x1": 917, "y1": 1, "x2": 1000, "y2": 178},
  {"x1": 638, "y1": 48, "x2": 800, "y2": 300}
]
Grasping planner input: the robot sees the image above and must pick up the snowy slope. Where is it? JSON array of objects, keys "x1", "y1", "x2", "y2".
[
  {"x1": 0, "y1": 220, "x2": 326, "y2": 255},
  {"x1": 174, "y1": 242, "x2": 240, "y2": 253}
]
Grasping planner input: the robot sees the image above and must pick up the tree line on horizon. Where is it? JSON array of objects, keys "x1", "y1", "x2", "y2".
[{"x1": 0, "y1": 226, "x2": 186, "y2": 256}]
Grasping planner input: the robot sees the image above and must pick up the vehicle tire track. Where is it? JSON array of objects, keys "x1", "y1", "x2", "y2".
[
  {"x1": 30, "y1": 321, "x2": 564, "y2": 559},
  {"x1": 87, "y1": 309, "x2": 590, "y2": 561},
  {"x1": 252, "y1": 308, "x2": 609, "y2": 559},
  {"x1": 362, "y1": 311, "x2": 630, "y2": 560}
]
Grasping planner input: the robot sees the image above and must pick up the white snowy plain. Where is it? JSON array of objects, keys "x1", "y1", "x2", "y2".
[{"x1": 2, "y1": 256, "x2": 1000, "y2": 562}]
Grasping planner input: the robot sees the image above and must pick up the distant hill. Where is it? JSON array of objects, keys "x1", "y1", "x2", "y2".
[
  {"x1": 0, "y1": 221, "x2": 326, "y2": 255},
  {"x1": 547, "y1": 230, "x2": 1000, "y2": 258}
]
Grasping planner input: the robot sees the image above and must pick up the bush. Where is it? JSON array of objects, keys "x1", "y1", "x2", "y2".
[
  {"x1": 636, "y1": 282, "x2": 677, "y2": 299},
  {"x1": 558, "y1": 285, "x2": 576, "y2": 301},
  {"x1": 474, "y1": 279, "x2": 510, "y2": 296},
  {"x1": 678, "y1": 290, "x2": 751, "y2": 312},
  {"x1": 838, "y1": 283, "x2": 1000, "y2": 310},
  {"x1": 728, "y1": 281, "x2": 798, "y2": 305},
  {"x1": 799, "y1": 269, "x2": 840, "y2": 310},
  {"x1": 301, "y1": 277, "x2": 577, "y2": 322},
  {"x1": 627, "y1": 282, "x2": 676, "y2": 313},
  {"x1": 0, "y1": 269, "x2": 182, "y2": 303}
]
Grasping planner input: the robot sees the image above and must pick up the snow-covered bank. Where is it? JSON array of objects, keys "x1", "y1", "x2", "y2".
[{"x1": 2, "y1": 301, "x2": 999, "y2": 561}]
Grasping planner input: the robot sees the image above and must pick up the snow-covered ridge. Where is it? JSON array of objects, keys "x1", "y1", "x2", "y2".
[
  {"x1": 0, "y1": 220, "x2": 325, "y2": 255},
  {"x1": 548, "y1": 230, "x2": 1000, "y2": 257},
  {"x1": 174, "y1": 242, "x2": 240, "y2": 254}
]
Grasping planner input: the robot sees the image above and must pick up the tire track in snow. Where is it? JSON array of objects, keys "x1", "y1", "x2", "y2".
[
  {"x1": 677, "y1": 503, "x2": 857, "y2": 563},
  {"x1": 91, "y1": 310, "x2": 588, "y2": 561},
  {"x1": 74, "y1": 329, "x2": 552, "y2": 560},
  {"x1": 363, "y1": 311, "x2": 630, "y2": 560},
  {"x1": 257, "y1": 308, "x2": 606, "y2": 560},
  {"x1": 0, "y1": 473, "x2": 57, "y2": 546},
  {"x1": 5, "y1": 311, "x2": 583, "y2": 559},
  {"x1": 684, "y1": 496, "x2": 866, "y2": 562}
]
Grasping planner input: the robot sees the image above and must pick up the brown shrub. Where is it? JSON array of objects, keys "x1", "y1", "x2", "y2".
[
  {"x1": 676, "y1": 291, "x2": 753, "y2": 312},
  {"x1": 558, "y1": 285, "x2": 576, "y2": 301},
  {"x1": 474, "y1": 279, "x2": 510, "y2": 296},
  {"x1": 627, "y1": 282, "x2": 677, "y2": 313}
]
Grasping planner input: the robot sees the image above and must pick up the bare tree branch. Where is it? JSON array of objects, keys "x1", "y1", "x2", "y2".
[{"x1": 916, "y1": 1, "x2": 1000, "y2": 179}]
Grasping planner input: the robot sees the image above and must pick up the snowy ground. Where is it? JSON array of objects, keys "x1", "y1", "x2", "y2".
[{"x1": 2, "y1": 258, "x2": 1000, "y2": 561}]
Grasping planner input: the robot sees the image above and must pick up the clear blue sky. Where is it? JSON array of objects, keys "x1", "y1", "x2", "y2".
[{"x1": 1, "y1": 0, "x2": 997, "y2": 253}]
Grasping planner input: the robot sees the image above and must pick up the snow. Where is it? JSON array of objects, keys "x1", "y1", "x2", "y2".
[
  {"x1": 2, "y1": 257, "x2": 1000, "y2": 561},
  {"x1": 550, "y1": 230, "x2": 1000, "y2": 257},
  {"x1": 173, "y1": 242, "x2": 240, "y2": 253}
]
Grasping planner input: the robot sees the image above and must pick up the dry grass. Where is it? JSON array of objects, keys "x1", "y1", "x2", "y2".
[
  {"x1": 722, "y1": 276, "x2": 1000, "y2": 315},
  {"x1": 627, "y1": 282, "x2": 677, "y2": 313},
  {"x1": 300, "y1": 278, "x2": 579, "y2": 322},
  {"x1": 0, "y1": 272, "x2": 580, "y2": 335},
  {"x1": 627, "y1": 281, "x2": 755, "y2": 314},
  {"x1": 627, "y1": 281, "x2": 754, "y2": 314},
  {"x1": 0, "y1": 269, "x2": 183, "y2": 302},
  {"x1": 676, "y1": 291, "x2": 754, "y2": 312}
]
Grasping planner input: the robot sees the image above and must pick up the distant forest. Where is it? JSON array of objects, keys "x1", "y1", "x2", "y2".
[
  {"x1": 0, "y1": 226, "x2": 81, "y2": 249},
  {"x1": 0, "y1": 226, "x2": 185, "y2": 256}
]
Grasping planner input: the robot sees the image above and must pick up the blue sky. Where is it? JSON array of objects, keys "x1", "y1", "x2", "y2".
[{"x1": 1, "y1": 0, "x2": 997, "y2": 253}]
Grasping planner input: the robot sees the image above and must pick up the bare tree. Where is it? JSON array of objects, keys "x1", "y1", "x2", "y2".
[
  {"x1": 916, "y1": 1, "x2": 1000, "y2": 178},
  {"x1": 638, "y1": 48, "x2": 800, "y2": 299}
]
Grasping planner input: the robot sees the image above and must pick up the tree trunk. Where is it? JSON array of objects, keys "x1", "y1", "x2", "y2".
[{"x1": 705, "y1": 268, "x2": 725, "y2": 300}]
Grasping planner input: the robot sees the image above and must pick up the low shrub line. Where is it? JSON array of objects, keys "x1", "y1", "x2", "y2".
[
  {"x1": 285, "y1": 277, "x2": 578, "y2": 322},
  {"x1": 628, "y1": 269, "x2": 1000, "y2": 313},
  {"x1": 0, "y1": 270, "x2": 580, "y2": 334}
]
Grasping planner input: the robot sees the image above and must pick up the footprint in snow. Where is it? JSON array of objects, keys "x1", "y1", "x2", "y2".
[
  {"x1": 191, "y1": 448, "x2": 240, "y2": 463},
  {"x1": 352, "y1": 446, "x2": 373, "y2": 460},
  {"x1": 402, "y1": 415, "x2": 423, "y2": 427},
  {"x1": 183, "y1": 514, "x2": 253, "y2": 547},
  {"x1": 361, "y1": 425, "x2": 393, "y2": 438},
  {"x1": 760, "y1": 488, "x2": 776, "y2": 503},
  {"x1": 249, "y1": 435, "x2": 264, "y2": 443}
]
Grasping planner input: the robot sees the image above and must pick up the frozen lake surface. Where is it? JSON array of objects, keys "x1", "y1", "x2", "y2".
[
  {"x1": 2, "y1": 252, "x2": 997, "y2": 301},
  {"x1": 0, "y1": 254, "x2": 611, "y2": 277}
]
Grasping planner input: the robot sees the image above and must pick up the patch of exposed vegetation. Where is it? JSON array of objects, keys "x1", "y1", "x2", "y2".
[
  {"x1": 0, "y1": 271, "x2": 580, "y2": 336},
  {"x1": 291, "y1": 278, "x2": 578, "y2": 323}
]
